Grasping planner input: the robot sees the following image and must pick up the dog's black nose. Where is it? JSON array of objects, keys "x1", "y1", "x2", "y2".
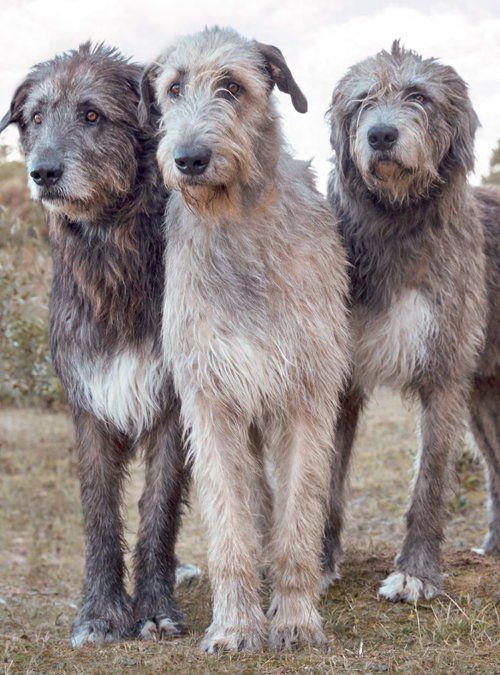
[
  {"x1": 174, "y1": 145, "x2": 212, "y2": 176},
  {"x1": 367, "y1": 125, "x2": 399, "y2": 151},
  {"x1": 30, "y1": 163, "x2": 63, "y2": 187}
]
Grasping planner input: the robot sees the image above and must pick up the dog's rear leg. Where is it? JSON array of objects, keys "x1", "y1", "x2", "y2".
[
  {"x1": 190, "y1": 401, "x2": 265, "y2": 653},
  {"x1": 469, "y1": 375, "x2": 500, "y2": 555},
  {"x1": 380, "y1": 386, "x2": 466, "y2": 603},
  {"x1": 132, "y1": 406, "x2": 188, "y2": 639},
  {"x1": 321, "y1": 386, "x2": 364, "y2": 593},
  {"x1": 267, "y1": 410, "x2": 331, "y2": 650},
  {"x1": 71, "y1": 410, "x2": 132, "y2": 647}
]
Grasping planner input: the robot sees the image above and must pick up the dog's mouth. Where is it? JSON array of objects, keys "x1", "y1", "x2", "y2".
[
  {"x1": 176, "y1": 173, "x2": 210, "y2": 187},
  {"x1": 369, "y1": 155, "x2": 413, "y2": 182},
  {"x1": 40, "y1": 190, "x2": 95, "y2": 218},
  {"x1": 175, "y1": 171, "x2": 230, "y2": 196},
  {"x1": 38, "y1": 186, "x2": 88, "y2": 206},
  {"x1": 38, "y1": 188, "x2": 84, "y2": 206},
  {"x1": 34, "y1": 185, "x2": 65, "y2": 201}
]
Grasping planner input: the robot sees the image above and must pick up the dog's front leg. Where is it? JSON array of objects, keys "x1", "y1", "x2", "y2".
[
  {"x1": 132, "y1": 406, "x2": 188, "y2": 639},
  {"x1": 71, "y1": 409, "x2": 132, "y2": 647},
  {"x1": 267, "y1": 411, "x2": 331, "y2": 649},
  {"x1": 189, "y1": 400, "x2": 266, "y2": 653},
  {"x1": 379, "y1": 385, "x2": 466, "y2": 602}
]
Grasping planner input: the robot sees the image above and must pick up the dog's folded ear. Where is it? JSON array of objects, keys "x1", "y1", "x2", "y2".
[
  {"x1": 439, "y1": 65, "x2": 480, "y2": 175},
  {"x1": 0, "y1": 78, "x2": 32, "y2": 134},
  {"x1": 255, "y1": 42, "x2": 308, "y2": 113},
  {"x1": 0, "y1": 110, "x2": 12, "y2": 134},
  {"x1": 138, "y1": 62, "x2": 161, "y2": 129}
]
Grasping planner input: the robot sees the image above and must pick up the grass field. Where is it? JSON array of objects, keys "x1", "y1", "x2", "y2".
[{"x1": 1, "y1": 390, "x2": 499, "y2": 674}]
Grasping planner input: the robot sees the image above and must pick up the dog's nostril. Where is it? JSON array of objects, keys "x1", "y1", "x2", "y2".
[
  {"x1": 367, "y1": 125, "x2": 399, "y2": 151},
  {"x1": 174, "y1": 145, "x2": 212, "y2": 176},
  {"x1": 30, "y1": 164, "x2": 63, "y2": 187}
]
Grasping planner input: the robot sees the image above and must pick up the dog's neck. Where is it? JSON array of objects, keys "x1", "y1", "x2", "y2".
[
  {"x1": 334, "y1": 166, "x2": 470, "y2": 239},
  {"x1": 331, "y1": 167, "x2": 472, "y2": 310},
  {"x1": 48, "y1": 141, "x2": 167, "y2": 343}
]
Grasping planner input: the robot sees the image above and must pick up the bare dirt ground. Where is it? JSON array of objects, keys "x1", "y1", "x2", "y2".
[{"x1": 1, "y1": 390, "x2": 499, "y2": 674}]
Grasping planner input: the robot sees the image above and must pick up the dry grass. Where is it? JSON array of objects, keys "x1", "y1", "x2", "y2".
[{"x1": 0, "y1": 390, "x2": 498, "y2": 674}]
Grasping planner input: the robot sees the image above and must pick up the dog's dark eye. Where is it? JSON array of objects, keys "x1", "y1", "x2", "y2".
[
  {"x1": 226, "y1": 82, "x2": 241, "y2": 97},
  {"x1": 169, "y1": 83, "x2": 181, "y2": 97},
  {"x1": 85, "y1": 110, "x2": 99, "y2": 123},
  {"x1": 33, "y1": 113, "x2": 42, "y2": 125},
  {"x1": 409, "y1": 93, "x2": 428, "y2": 105}
]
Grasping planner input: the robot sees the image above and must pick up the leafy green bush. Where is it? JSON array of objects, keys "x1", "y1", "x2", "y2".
[{"x1": 0, "y1": 147, "x2": 64, "y2": 407}]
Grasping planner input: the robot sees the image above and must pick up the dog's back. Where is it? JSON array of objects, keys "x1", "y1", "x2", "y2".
[{"x1": 473, "y1": 186, "x2": 500, "y2": 375}]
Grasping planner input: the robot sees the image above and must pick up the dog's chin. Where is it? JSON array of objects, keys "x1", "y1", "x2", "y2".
[
  {"x1": 41, "y1": 195, "x2": 96, "y2": 220},
  {"x1": 360, "y1": 156, "x2": 434, "y2": 206},
  {"x1": 172, "y1": 171, "x2": 229, "y2": 199},
  {"x1": 169, "y1": 172, "x2": 243, "y2": 218},
  {"x1": 369, "y1": 156, "x2": 411, "y2": 183}
]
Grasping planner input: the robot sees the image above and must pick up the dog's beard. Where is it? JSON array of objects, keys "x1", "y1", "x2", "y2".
[
  {"x1": 359, "y1": 154, "x2": 441, "y2": 207},
  {"x1": 370, "y1": 157, "x2": 410, "y2": 182},
  {"x1": 180, "y1": 183, "x2": 228, "y2": 206},
  {"x1": 39, "y1": 184, "x2": 120, "y2": 221},
  {"x1": 178, "y1": 181, "x2": 245, "y2": 220}
]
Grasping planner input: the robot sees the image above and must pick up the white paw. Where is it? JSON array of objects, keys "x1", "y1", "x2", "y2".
[
  {"x1": 200, "y1": 623, "x2": 264, "y2": 653},
  {"x1": 71, "y1": 619, "x2": 121, "y2": 647},
  {"x1": 175, "y1": 563, "x2": 202, "y2": 587},
  {"x1": 138, "y1": 615, "x2": 184, "y2": 640},
  {"x1": 71, "y1": 625, "x2": 94, "y2": 648},
  {"x1": 471, "y1": 536, "x2": 500, "y2": 557},
  {"x1": 269, "y1": 619, "x2": 327, "y2": 651},
  {"x1": 138, "y1": 619, "x2": 158, "y2": 639},
  {"x1": 268, "y1": 596, "x2": 326, "y2": 650},
  {"x1": 379, "y1": 571, "x2": 441, "y2": 603}
]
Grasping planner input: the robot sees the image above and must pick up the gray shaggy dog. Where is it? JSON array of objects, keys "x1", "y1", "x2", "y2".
[
  {"x1": 0, "y1": 43, "x2": 196, "y2": 645},
  {"x1": 323, "y1": 41, "x2": 500, "y2": 603},
  {"x1": 140, "y1": 27, "x2": 350, "y2": 652}
]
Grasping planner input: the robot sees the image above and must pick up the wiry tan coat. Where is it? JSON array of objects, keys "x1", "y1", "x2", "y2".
[{"x1": 141, "y1": 27, "x2": 349, "y2": 651}]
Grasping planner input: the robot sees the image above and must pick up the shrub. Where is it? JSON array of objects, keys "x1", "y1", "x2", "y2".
[{"x1": 0, "y1": 149, "x2": 64, "y2": 407}]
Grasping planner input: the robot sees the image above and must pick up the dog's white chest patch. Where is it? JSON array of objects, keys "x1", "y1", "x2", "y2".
[
  {"x1": 352, "y1": 289, "x2": 437, "y2": 391},
  {"x1": 77, "y1": 347, "x2": 165, "y2": 437}
]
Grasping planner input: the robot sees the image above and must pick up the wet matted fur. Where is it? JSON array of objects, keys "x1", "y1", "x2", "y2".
[
  {"x1": 141, "y1": 27, "x2": 350, "y2": 652},
  {"x1": 323, "y1": 42, "x2": 500, "y2": 602},
  {"x1": 0, "y1": 43, "x2": 194, "y2": 644}
]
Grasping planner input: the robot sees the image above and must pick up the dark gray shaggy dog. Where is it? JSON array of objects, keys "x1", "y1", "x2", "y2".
[
  {"x1": 323, "y1": 42, "x2": 500, "y2": 602},
  {"x1": 0, "y1": 44, "x2": 192, "y2": 645}
]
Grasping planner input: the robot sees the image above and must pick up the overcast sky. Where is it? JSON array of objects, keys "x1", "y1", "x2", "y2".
[{"x1": 1, "y1": 0, "x2": 499, "y2": 191}]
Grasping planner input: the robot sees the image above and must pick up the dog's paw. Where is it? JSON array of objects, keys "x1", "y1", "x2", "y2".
[
  {"x1": 71, "y1": 618, "x2": 127, "y2": 647},
  {"x1": 379, "y1": 571, "x2": 441, "y2": 603},
  {"x1": 200, "y1": 622, "x2": 265, "y2": 653},
  {"x1": 134, "y1": 614, "x2": 186, "y2": 640},
  {"x1": 472, "y1": 531, "x2": 500, "y2": 557},
  {"x1": 269, "y1": 621, "x2": 327, "y2": 651},
  {"x1": 175, "y1": 563, "x2": 202, "y2": 587},
  {"x1": 71, "y1": 597, "x2": 132, "y2": 648},
  {"x1": 268, "y1": 595, "x2": 326, "y2": 651}
]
